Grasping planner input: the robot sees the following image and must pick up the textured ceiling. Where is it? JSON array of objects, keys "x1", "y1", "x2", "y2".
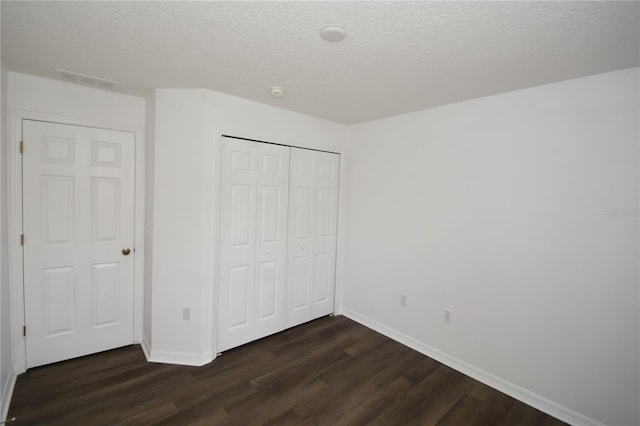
[{"x1": 2, "y1": 1, "x2": 639, "y2": 124}]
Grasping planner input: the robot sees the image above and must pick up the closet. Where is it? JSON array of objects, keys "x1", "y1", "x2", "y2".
[{"x1": 217, "y1": 136, "x2": 340, "y2": 352}]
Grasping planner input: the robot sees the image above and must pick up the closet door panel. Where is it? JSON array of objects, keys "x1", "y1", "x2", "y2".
[
  {"x1": 291, "y1": 256, "x2": 311, "y2": 308},
  {"x1": 256, "y1": 260, "x2": 277, "y2": 319},
  {"x1": 312, "y1": 153, "x2": 340, "y2": 317},
  {"x1": 254, "y1": 143, "x2": 289, "y2": 338},
  {"x1": 286, "y1": 149, "x2": 316, "y2": 327},
  {"x1": 227, "y1": 265, "x2": 252, "y2": 329},
  {"x1": 287, "y1": 149, "x2": 339, "y2": 327},
  {"x1": 218, "y1": 138, "x2": 258, "y2": 351}
]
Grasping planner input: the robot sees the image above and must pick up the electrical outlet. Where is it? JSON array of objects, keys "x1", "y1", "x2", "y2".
[
  {"x1": 444, "y1": 309, "x2": 452, "y2": 323},
  {"x1": 400, "y1": 294, "x2": 407, "y2": 307},
  {"x1": 182, "y1": 307, "x2": 191, "y2": 320}
]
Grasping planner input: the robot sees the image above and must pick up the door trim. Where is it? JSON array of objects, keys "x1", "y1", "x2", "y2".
[
  {"x1": 221, "y1": 134, "x2": 340, "y2": 155},
  {"x1": 8, "y1": 109, "x2": 145, "y2": 374}
]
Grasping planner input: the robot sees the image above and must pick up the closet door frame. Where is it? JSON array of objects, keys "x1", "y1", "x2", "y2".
[{"x1": 214, "y1": 134, "x2": 341, "y2": 354}]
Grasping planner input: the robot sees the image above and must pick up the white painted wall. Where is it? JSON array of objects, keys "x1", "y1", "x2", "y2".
[
  {"x1": 149, "y1": 89, "x2": 213, "y2": 364},
  {"x1": 6, "y1": 72, "x2": 146, "y2": 374},
  {"x1": 7, "y1": 72, "x2": 145, "y2": 130},
  {"x1": 149, "y1": 89, "x2": 347, "y2": 364},
  {"x1": 0, "y1": 60, "x2": 15, "y2": 422},
  {"x1": 344, "y1": 68, "x2": 639, "y2": 426},
  {"x1": 142, "y1": 93, "x2": 155, "y2": 356}
]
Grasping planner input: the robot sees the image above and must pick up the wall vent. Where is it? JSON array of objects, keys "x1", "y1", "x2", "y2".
[{"x1": 55, "y1": 68, "x2": 119, "y2": 90}]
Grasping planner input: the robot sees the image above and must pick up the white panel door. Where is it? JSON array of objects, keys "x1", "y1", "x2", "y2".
[
  {"x1": 218, "y1": 137, "x2": 289, "y2": 352},
  {"x1": 254, "y1": 144, "x2": 290, "y2": 338},
  {"x1": 286, "y1": 149, "x2": 339, "y2": 327},
  {"x1": 218, "y1": 138, "x2": 257, "y2": 351},
  {"x1": 22, "y1": 120, "x2": 135, "y2": 368}
]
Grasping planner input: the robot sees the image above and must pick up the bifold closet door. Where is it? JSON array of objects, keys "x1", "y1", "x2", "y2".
[
  {"x1": 218, "y1": 137, "x2": 289, "y2": 352},
  {"x1": 287, "y1": 148, "x2": 340, "y2": 328}
]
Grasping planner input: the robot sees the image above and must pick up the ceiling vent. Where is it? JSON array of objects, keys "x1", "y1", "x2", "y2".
[{"x1": 55, "y1": 68, "x2": 119, "y2": 90}]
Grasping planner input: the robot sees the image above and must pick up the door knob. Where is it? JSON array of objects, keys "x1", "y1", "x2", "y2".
[
  {"x1": 266, "y1": 250, "x2": 273, "y2": 255},
  {"x1": 122, "y1": 248, "x2": 131, "y2": 256}
]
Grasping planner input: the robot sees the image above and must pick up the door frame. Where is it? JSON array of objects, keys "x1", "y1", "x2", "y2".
[
  {"x1": 212, "y1": 131, "x2": 344, "y2": 355},
  {"x1": 8, "y1": 109, "x2": 145, "y2": 374}
]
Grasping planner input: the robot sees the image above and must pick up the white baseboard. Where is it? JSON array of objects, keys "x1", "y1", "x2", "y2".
[
  {"x1": 140, "y1": 333, "x2": 213, "y2": 367},
  {"x1": 140, "y1": 334, "x2": 151, "y2": 361},
  {"x1": 341, "y1": 308, "x2": 603, "y2": 426},
  {"x1": 146, "y1": 349, "x2": 213, "y2": 367},
  {"x1": 1, "y1": 367, "x2": 16, "y2": 423}
]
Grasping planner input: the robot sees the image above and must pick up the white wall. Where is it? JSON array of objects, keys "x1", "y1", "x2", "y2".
[
  {"x1": 6, "y1": 72, "x2": 146, "y2": 374},
  {"x1": 8, "y1": 73, "x2": 145, "y2": 130},
  {"x1": 149, "y1": 89, "x2": 347, "y2": 364},
  {"x1": 344, "y1": 68, "x2": 639, "y2": 426},
  {"x1": 150, "y1": 90, "x2": 214, "y2": 364},
  {"x1": 142, "y1": 92, "x2": 155, "y2": 355},
  {"x1": 0, "y1": 60, "x2": 14, "y2": 422}
]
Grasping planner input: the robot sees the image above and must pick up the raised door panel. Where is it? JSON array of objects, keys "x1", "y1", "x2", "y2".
[
  {"x1": 41, "y1": 267, "x2": 75, "y2": 337},
  {"x1": 91, "y1": 178, "x2": 120, "y2": 242},
  {"x1": 291, "y1": 257, "x2": 311, "y2": 310},
  {"x1": 227, "y1": 265, "x2": 252, "y2": 329},
  {"x1": 91, "y1": 262, "x2": 120, "y2": 328},
  {"x1": 41, "y1": 176, "x2": 75, "y2": 245},
  {"x1": 230, "y1": 184, "x2": 255, "y2": 248},
  {"x1": 256, "y1": 260, "x2": 278, "y2": 322}
]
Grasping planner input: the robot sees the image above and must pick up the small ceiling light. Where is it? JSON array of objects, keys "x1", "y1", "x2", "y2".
[
  {"x1": 320, "y1": 26, "x2": 347, "y2": 42},
  {"x1": 269, "y1": 86, "x2": 285, "y2": 97}
]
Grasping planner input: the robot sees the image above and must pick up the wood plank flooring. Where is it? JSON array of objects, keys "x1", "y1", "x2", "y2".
[{"x1": 8, "y1": 315, "x2": 566, "y2": 425}]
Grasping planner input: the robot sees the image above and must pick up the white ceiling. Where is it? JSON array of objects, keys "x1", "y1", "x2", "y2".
[{"x1": 2, "y1": 1, "x2": 639, "y2": 124}]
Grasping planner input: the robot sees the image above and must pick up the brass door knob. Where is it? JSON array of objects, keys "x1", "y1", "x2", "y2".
[{"x1": 122, "y1": 248, "x2": 131, "y2": 256}]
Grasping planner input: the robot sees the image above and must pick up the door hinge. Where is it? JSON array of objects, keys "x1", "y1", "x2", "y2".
[
  {"x1": 19, "y1": 141, "x2": 24, "y2": 154},
  {"x1": 22, "y1": 325, "x2": 26, "y2": 337},
  {"x1": 20, "y1": 234, "x2": 24, "y2": 246}
]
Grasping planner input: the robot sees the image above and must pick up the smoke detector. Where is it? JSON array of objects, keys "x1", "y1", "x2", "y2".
[
  {"x1": 55, "y1": 68, "x2": 119, "y2": 90},
  {"x1": 320, "y1": 26, "x2": 347, "y2": 42},
  {"x1": 269, "y1": 86, "x2": 285, "y2": 97}
]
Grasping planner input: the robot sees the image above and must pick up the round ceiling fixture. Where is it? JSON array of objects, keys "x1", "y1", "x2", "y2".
[
  {"x1": 269, "y1": 86, "x2": 285, "y2": 97},
  {"x1": 320, "y1": 26, "x2": 347, "y2": 42}
]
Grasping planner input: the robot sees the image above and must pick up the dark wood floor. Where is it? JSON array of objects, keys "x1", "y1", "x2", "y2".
[{"x1": 8, "y1": 315, "x2": 566, "y2": 425}]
